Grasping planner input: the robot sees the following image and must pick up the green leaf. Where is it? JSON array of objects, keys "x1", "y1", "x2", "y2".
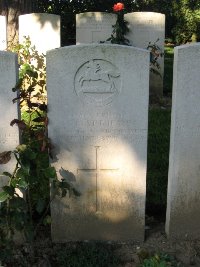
[
  {"x1": 16, "y1": 168, "x2": 27, "y2": 179},
  {"x1": 21, "y1": 163, "x2": 30, "y2": 176},
  {"x1": 26, "y1": 69, "x2": 38, "y2": 79},
  {"x1": 23, "y1": 148, "x2": 37, "y2": 160},
  {"x1": 12, "y1": 78, "x2": 23, "y2": 91},
  {"x1": 2, "y1": 186, "x2": 15, "y2": 196},
  {"x1": 32, "y1": 116, "x2": 46, "y2": 122},
  {"x1": 18, "y1": 179, "x2": 28, "y2": 189},
  {"x1": 16, "y1": 144, "x2": 27, "y2": 152},
  {"x1": 44, "y1": 167, "x2": 56, "y2": 178},
  {"x1": 21, "y1": 63, "x2": 32, "y2": 71},
  {"x1": 0, "y1": 191, "x2": 9, "y2": 202}
]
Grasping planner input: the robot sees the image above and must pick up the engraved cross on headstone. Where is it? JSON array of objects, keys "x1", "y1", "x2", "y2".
[{"x1": 77, "y1": 146, "x2": 118, "y2": 212}]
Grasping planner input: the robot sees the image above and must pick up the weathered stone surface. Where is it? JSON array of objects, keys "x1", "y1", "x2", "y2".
[
  {"x1": 166, "y1": 43, "x2": 200, "y2": 239},
  {"x1": 0, "y1": 52, "x2": 19, "y2": 189},
  {"x1": 76, "y1": 12, "x2": 117, "y2": 44},
  {"x1": 47, "y1": 44, "x2": 149, "y2": 242},
  {"x1": 19, "y1": 13, "x2": 60, "y2": 55},
  {"x1": 125, "y1": 12, "x2": 165, "y2": 96},
  {"x1": 0, "y1": 16, "x2": 6, "y2": 50}
]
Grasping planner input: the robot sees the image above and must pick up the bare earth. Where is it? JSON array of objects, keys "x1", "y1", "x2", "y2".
[{"x1": 8, "y1": 219, "x2": 200, "y2": 267}]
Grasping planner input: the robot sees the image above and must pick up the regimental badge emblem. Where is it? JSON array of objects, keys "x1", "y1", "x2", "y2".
[{"x1": 74, "y1": 59, "x2": 121, "y2": 106}]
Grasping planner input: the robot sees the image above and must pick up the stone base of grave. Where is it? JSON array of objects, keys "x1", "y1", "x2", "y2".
[{"x1": 51, "y1": 193, "x2": 145, "y2": 242}]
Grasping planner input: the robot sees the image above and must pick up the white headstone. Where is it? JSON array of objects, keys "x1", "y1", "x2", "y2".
[
  {"x1": 0, "y1": 52, "x2": 19, "y2": 189},
  {"x1": 0, "y1": 16, "x2": 7, "y2": 50},
  {"x1": 19, "y1": 13, "x2": 60, "y2": 55},
  {"x1": 125, "y1": 12, "x2": 165, "y2": 96},
  {"x1": 166, "y1": 43, "x2": 200, "y2": 239},
  {"x1": 76, "y1": 12, "x2": 117, "y2": 44},
  {"x1": 47, "y1": 44, "x2": 149, "y2": 242}
]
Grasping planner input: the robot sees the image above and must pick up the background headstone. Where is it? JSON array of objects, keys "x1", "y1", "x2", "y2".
[
  {"x1": 47, "y1": 44, "x2": 149, "y2": 242},
  {"x1": 125, "y1": 12, "x2": 165, "y2": 96},
  {"x1": 0, "y1": 52, "x2": 19, "y2": 190},
  {"x1": 166, "y1": 43, "x2": 200, "y2": 239},
  {"x1": 0, "y1": 16, "x2": 7, "y2": 50},
  {"x1": 76, "y1": 12, "x2": 117, "y2": 44},
  {"x1": 19, "y1": 13, "x2": 60, "y2": 55}
]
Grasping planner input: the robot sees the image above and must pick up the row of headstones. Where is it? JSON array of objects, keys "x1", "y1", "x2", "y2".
[
  {"x1": 1, "y1": 41, "x2": 200, "y2": 242},
  {"x1": 0, "y1": 12, "x2": 165, "y2": 96}
]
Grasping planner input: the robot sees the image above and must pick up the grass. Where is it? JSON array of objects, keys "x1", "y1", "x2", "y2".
[
  {"x1": 145, "y1": 45, "x2": 174, "y2": 219},
  {"x1": 146, "y1": 108, "x2": 171, "y2": 218}
]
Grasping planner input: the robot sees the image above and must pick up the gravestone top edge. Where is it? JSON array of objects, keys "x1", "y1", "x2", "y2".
[
  {"x1": 46, "y1": 43, "x2": 150, "y2": 55},
  {"x1": 76, "y1": 11, "x2": 115, "y2": 16},
  {"x1": 174, "y1": 42, "x2": 200, "y2": 51},
  {"x1": 19, "y1": 13, "x2": 60, "y2": 18},
  {"x1": 126, "y1": 11, "x2": 165, "y2": 17},
  {"x1": 0, "y1": 51, "x2": 17, "y2": 57}
]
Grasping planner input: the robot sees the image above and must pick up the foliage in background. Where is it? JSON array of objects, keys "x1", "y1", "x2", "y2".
[
  {"x1": 172, "y1": 0, "x2": 200, "y2": 44},
  {"x1": 0, "y1": 37, "x2": 79, "y2": 248},
  {"x1": 1, "y1": 0, "x2": 200, "y2": 46},
  {"x1": 46, "y1": 0, "x2": 200, "y2": 45}
]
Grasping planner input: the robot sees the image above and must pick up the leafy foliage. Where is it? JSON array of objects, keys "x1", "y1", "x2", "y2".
[
  {"x1": 140, "y1": 253, "x2": 183, "y2": 267},
  {"x1": 1, "y1": 0, "x2": 200, "y2": 46},
  {"x1": 0, "y1": 37, "x2": 80, "y2": 246},
  {"x1": 106, "y1": 4, "x2": 130, "y2": 45},
  {"x1": 172, "y1": 0, "x2": 200, "y2": 44},
  {"x1": 11, "y1": 36, "x2": 46, "y2": 111},
  {"x1": 103, "y1": 4, "x2": 163, "y2": 77},
  {"x1": 147, "y1": 39, "x2": 164, "y2": 77}
]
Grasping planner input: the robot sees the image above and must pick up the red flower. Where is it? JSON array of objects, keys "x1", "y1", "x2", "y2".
[{"x1": 113, "y1": 2, "x2": 124, "y2": 12}]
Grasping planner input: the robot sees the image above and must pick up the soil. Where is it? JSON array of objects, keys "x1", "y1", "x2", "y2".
[{"x1": 3, "y1": 216, "x2": 200, "y2": 267}]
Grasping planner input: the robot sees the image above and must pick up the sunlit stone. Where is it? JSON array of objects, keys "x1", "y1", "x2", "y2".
[
  {"x1": 47, "y1": 44, "x2": 149, "y2": 242},
  {"x1": 0, "y1": 16, "x2": 6, "y2": 50},
  {"x1": 125, "y1": 12, "x2": 165, "y2": 96},
  {"x1": 166, "y1": 43, "x2": 200, "y2": 239},
  {"x1": 0, "y1": 52, "x2": 19, "y2": 189},
  {"x1": 19, "y1": 13, "x2": 60, "y2": 55},
  {"x1": 76, "y1": 12, "x2": 117, "y2": 44}
]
